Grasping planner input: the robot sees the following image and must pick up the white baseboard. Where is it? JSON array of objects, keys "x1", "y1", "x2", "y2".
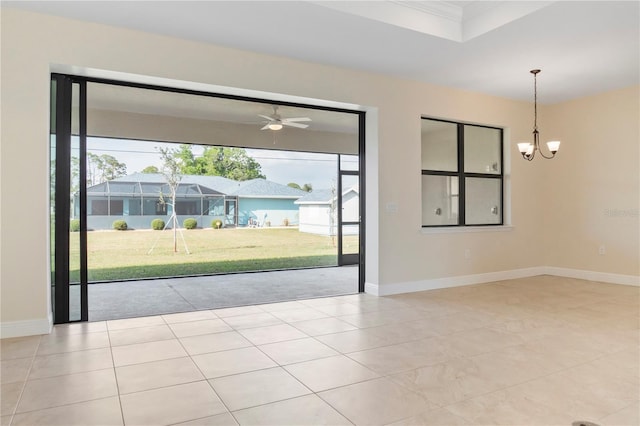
[
  {"x1": 0, "y1": 314, "x2": 52, "y2": 339},
  {"x1": 365, "y1": 266, "x2": 639, "y2": 296},
  {"x1": 542, "y1": 267, "x2": 640, "y2": 287}
]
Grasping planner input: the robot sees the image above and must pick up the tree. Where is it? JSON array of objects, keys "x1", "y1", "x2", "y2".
[
  {"x1": 158, "y1": 147, "x2": 183, "y2": 253},
  {"x1": 288, "y1": 183, "x2": 312, "y2": 192},
  {"x1": 87, "y1": 153, "x2": 127, "y2": 185},
  {"x1": 168, "y1": 145, "x2": 265, "y2": 180},
  {"x1": 141, "y1": 165, "x2": 159, "y2": 174}
]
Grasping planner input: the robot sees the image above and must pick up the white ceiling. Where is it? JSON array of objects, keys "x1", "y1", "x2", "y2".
[{"x1": 5, "y1": 1, "x2": 639, "y2": 104}]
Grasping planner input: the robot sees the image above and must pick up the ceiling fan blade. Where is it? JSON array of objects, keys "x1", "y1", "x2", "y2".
[
  {"x1": 258, "y1": 114, "x2": 274, "y2": 121},
  {"x1": 283, "y1": 122, "x2": 309, "y2": 129},
  {"x1": 283, "y1": 117, "x2": 311, "y2": 122},
  {"x1": 260, "y1": 123, "x2": 271, "y2": 130}
]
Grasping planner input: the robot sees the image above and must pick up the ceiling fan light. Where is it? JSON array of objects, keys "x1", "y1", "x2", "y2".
[
  {"x1": 546, "y1": 140, "x2": 560, "y2": 153},
  {"x1": 268, "y1": 123, "x2": 283, "y2": 131}
]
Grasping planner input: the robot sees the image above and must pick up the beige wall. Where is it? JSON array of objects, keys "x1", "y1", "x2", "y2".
[
  {"x1": 1, "y1": 8, "x2": 637, "y2": 333},
  {"x1": 543, "y1": 86, "x2": 640, "y2": 276}
]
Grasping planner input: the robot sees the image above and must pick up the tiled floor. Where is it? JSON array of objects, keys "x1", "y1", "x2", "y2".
[{"x1": 1, "y1": 275, "x2": 638, "y2": 425}]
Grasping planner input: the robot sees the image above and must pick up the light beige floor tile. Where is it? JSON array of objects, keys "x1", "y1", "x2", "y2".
[
  {"x1": 368, "y1": 320, "x2": 439, "y2": 342},
  {"x1": 212, "y1": 305, "x2": 264, "y2": 318},
  {"x1": 120, "y1": 381, "x2": 226, "y2": 426},
  {"x1": 0, "y1": 415, "x2": 11, "y2": 426},
  {"x1": 37, "y1": 331, "x2": 110, "y2": 356},
  {"x1": 258, "y1": 337, "x2": 338, "y2": 365},
  {"x1": 111, "y1": 339, "x2": 187, "y2": 367},
  {"x1": 209, "y1": 367, "x2": 310, "y2": 411},
  {"x1": 389, "y1": 357, "x2": 506, "y2": 406},
  {"x1": 1, "y1": 357, "x2": 32, "y2": 384},
  {"x1": 446, "y1": 385, "x2": 573, "y2": 425},
  {"x1": 298, "y1": 296, "x2": 350, "y2": 308},
  {"x1": 162, "y1": 310, "x2": 218, "y2": 324},
  {"x1": 258, "y1": 301, "x2": 308, "y2": 312},
  {"x1": 168, "y1": 319, "x2": 232, "y2": 338},
  {"x1": 11, "y1": 396, "x2": 123, "y2": 425},
  {"x1": 174, "y1": 412, "x2": 238, "y2": 425},
  {"x1": 221, "y1": 312, "x2": 283, "y2": 330},
  {"x1": 338, "y1": 307, "x2": 426, "y2": 328},
  {"x1": 270, "y1": 308, "x2": 329, "y2": 322},
  {"x1": 352, "y1": 298, "x2": 414, "y2": 313},
  {"x1": 348, "y1": 338, "x2": 452, "y2": 374},
  {"x1": 232, "y1": 394, "x2": 351, "y2": 426},
  {"x1": 434, "y1": 327, "x2": 524, "y2": 357},
  {"x1": 421, "y1": 309, "x2": 501, "y2": 336},
  {"x1": 599, "y1": 401, "x2": 640, "y2": 426},
  {"x1": 106, "y1": 315, "x2": 166, "y2": 331},
  {"x1": 518, "y1": 333, "x2": 606, "y2": 368},
  {"x1": 108, "y1": 324, "x2": 175, "y2": 346},
  {"x1": 488, "y1": 316, "x2": 572, "y2": 342},
  {"x1": 468, "y1": 344, "x2": 565, "y2": 387},
  {"x1": 0, "y1": 336, "x2": 41, "y2": 360},
  {"x1": 312, "y1": 302, "x2": 363, "y2": 316},
  {"x1": 238, "y1": 323, "x2": 307, "y2": 345},
  {"x1": 315, "y1": 328, "x2": 394, "y2": 353},
  {"x1": 388, "y1": 407, "x2": 472, "y2": 426},
  {"x1": 192, "y1": 347, "x2": 276, "y2": 379},
  {"x1": 179, "y1": 331, "x2": 252, "y2": 356},
  {"x1": 515, "y1": 373, "x2": 634, "y2": 421},
  {"x1": 557, "y1": 359, "x2": 639, "y2": 406},
  {"x1": 29, "y1": 347, "x2": 113, "y2": 379},
  {"x1": 290, "y1": 317, "x2": 358, "y2": 336},
  {"x1": 51, "y1": 321, "x2": 107, "y2": 335},
  {"x1": 116, "y1": 356, "x2": 203, "y2": 394},
  {"x1": 318, "y1": 377, "x2": 435, "y2": 425},
  {"x1": 16, "y1": 369, "x2": 117, "y2": 413},
  {"x1": 284, "y1": 355, "x2": 379, "y2": 392},
  {"x1": 594, "y1": 347, "x2": 640, "y2": 381},
  {"x1": 1, "y1": 382, "x2": 23, "y2": 416}
]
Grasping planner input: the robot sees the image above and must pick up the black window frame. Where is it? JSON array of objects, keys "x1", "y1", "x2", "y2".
[{"x1": 421, "y1": 117, "x2": 504, "y2": 227}]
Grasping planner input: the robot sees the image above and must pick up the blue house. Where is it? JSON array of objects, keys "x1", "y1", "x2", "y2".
[{"x1": 80, "y1": 173, "x2": 306, "y2": 230}]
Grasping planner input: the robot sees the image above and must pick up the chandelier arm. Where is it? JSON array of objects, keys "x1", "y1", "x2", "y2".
[{"x1": 538, "y1": 147, "x2": 556, "y2": 159}]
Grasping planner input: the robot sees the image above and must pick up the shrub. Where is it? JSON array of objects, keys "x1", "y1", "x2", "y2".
[
  {"x1": 211, "y1": 219, "x2": 223, "y2": 229},
  {"x1": 151, "y1": 218, "x2": 165, "y2": 230},
  {"x1": 183, "y1": 218, "x2": 198, "y2": 229},
  {"x1": 112, "y1": 220, "x2": 128, "y2": 231},
  {"x1": 70, "y1": 219, "x2": 80, "y2": 232}
]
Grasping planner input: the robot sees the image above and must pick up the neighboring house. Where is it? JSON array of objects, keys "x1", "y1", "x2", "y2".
[
  {"x1": 78, "y1": 173, "x2": 305, "y2": 229},
  {"x1": 295, "y1": 186, "x2": 359, "y2": 236}
]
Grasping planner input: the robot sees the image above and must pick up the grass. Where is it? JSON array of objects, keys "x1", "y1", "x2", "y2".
[{"x1": 70, "y1": 227, "x2": 357, "y2": 282}]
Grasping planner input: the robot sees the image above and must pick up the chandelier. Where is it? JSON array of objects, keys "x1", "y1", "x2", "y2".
[{"x1": 517, "y1": 69, "x2": 560, "y2": 161}]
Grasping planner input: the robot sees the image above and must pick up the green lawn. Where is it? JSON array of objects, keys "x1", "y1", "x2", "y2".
[{"x1": 70, "y1": 227, "x2": 357, "y2": 282}]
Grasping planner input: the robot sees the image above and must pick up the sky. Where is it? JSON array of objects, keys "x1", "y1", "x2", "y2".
[{"x1": 86, "y1": 137, "x2": 357, "y2": 190}]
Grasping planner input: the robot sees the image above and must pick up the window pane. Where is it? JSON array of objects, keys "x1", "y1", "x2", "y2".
[
  {"x1": 465, "y1": 178, "x2": 501, "y2": 225},
  {"x1": 421, "y1": 119, "x2": 458, "y2": 172},
  {"x1": 464, "y1": 125, "x2": 501, "y2": 174},
  {"x1": 421, "y1": 175, "x2": 459, "y2": 226},
  {"x1": 340, "y1": 154, "x2": 359, "y2": 172}
]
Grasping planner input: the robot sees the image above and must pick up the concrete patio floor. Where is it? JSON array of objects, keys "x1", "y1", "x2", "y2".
[{"x1": 87, "y1": 266, "x2": 359, "y2": 321}]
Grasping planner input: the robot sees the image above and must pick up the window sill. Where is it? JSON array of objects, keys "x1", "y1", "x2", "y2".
[{"x1": 421, "y1": 225, "x2": 513, "y2": 234}]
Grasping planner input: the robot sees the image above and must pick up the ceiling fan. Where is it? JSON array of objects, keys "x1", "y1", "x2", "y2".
[{"x1": 258, "y1": 106, "x2": 311, "y2": 131}]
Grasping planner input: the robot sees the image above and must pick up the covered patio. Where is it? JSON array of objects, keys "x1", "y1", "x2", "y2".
[{"x1": 85, "y1": 266, "x2": 359, "y2": 321}]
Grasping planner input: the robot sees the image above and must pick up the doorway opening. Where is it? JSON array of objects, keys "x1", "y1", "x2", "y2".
[{"x1": 51, "y1": 75, "x2": 365, "y2": 323}]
